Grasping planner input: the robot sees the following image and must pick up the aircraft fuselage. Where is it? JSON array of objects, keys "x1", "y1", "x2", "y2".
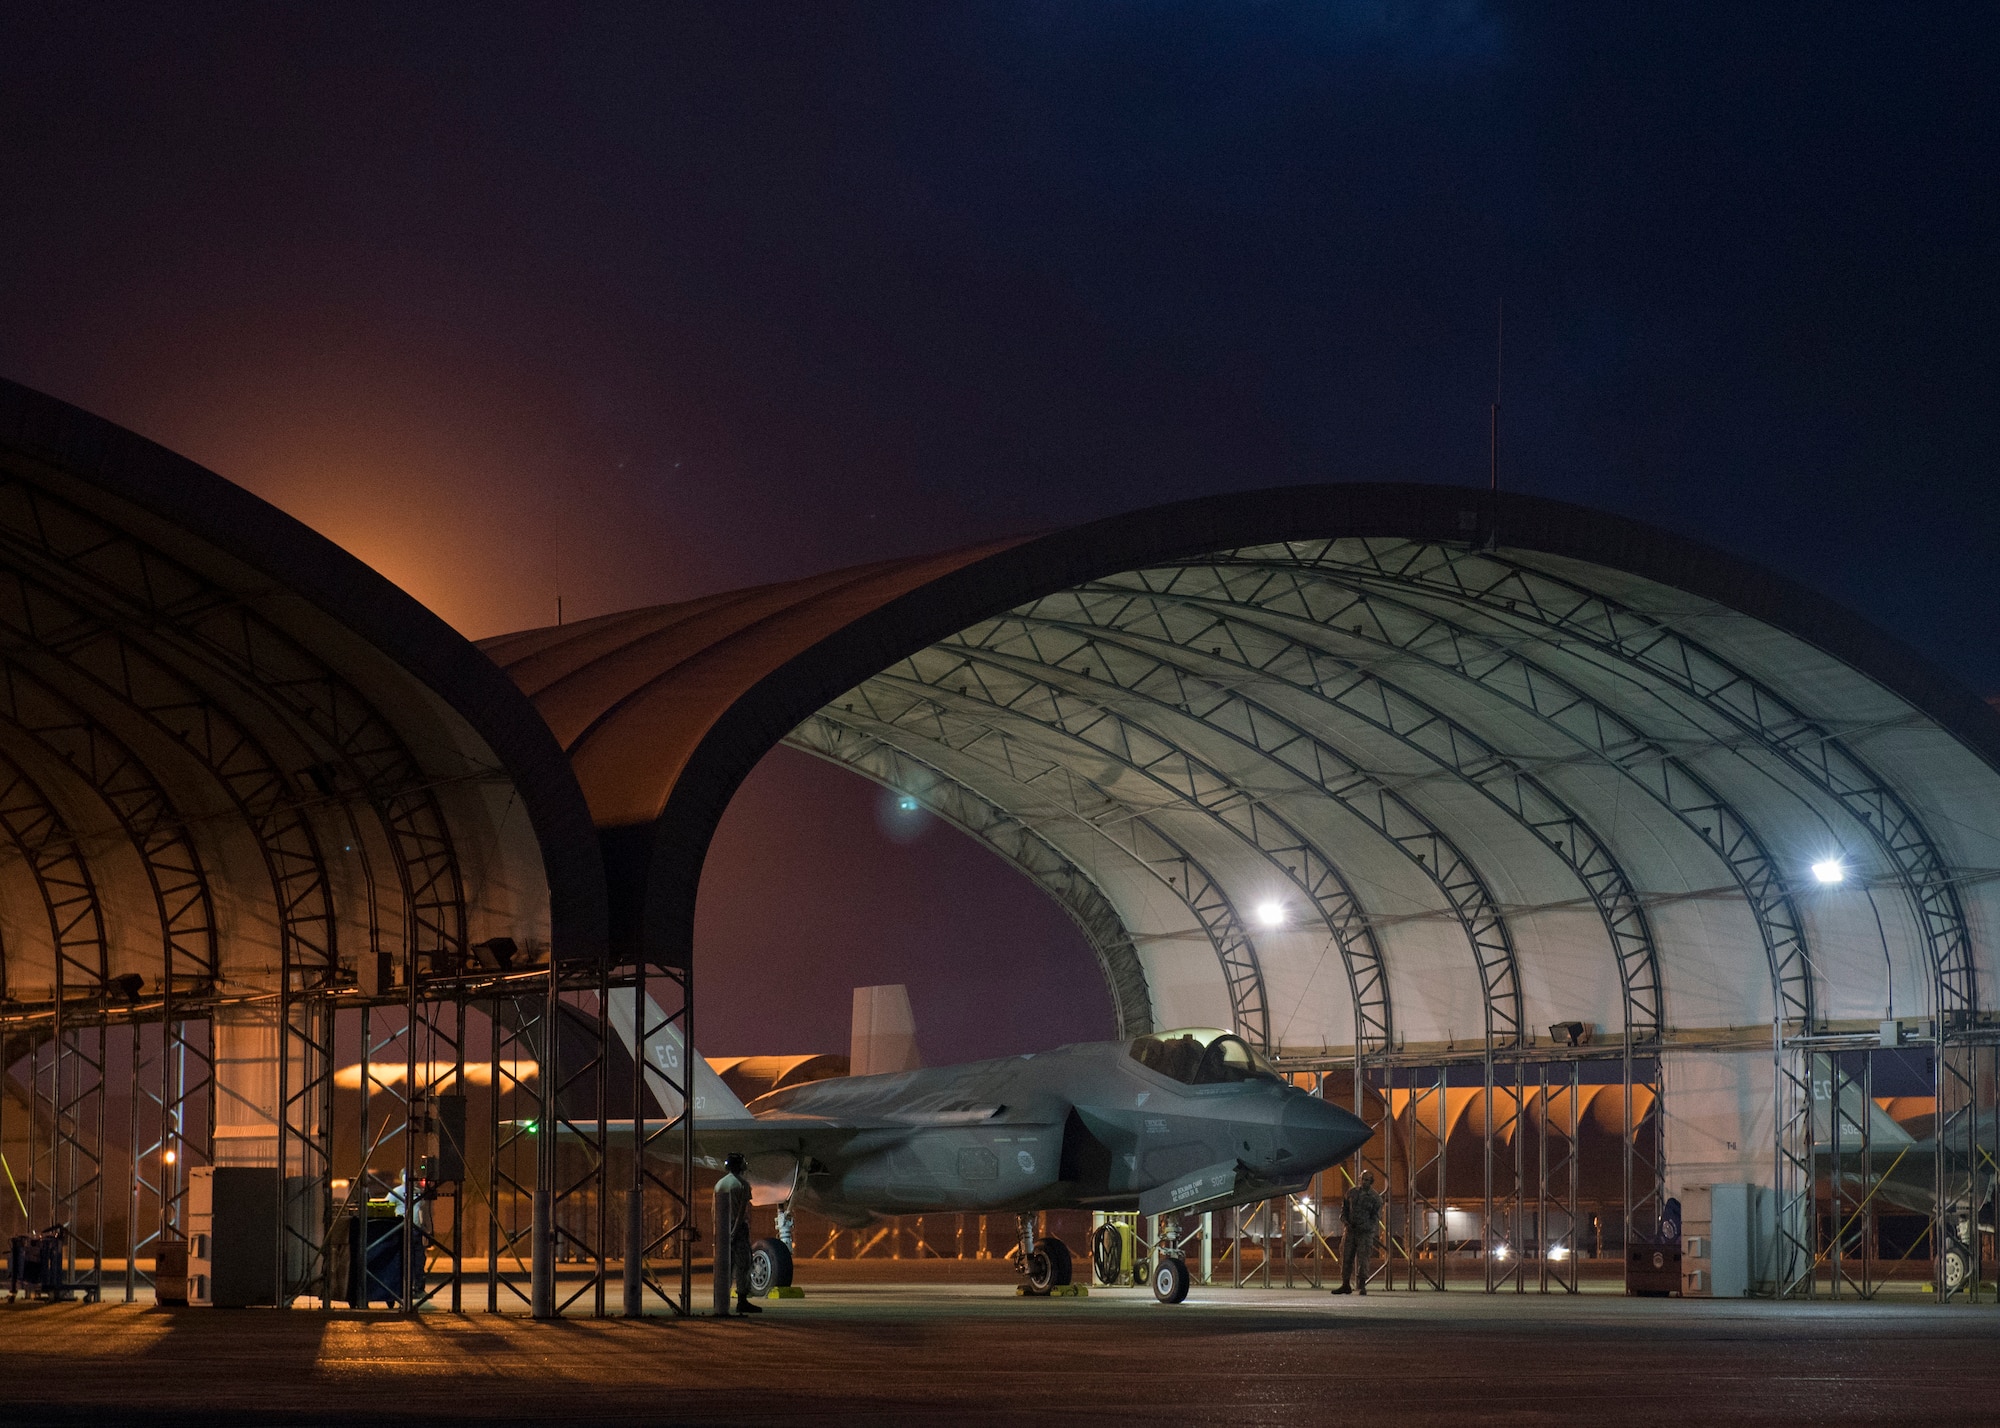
[{"x1": 745, "y1": 1036, "x2": 1368, "y2": 1224}]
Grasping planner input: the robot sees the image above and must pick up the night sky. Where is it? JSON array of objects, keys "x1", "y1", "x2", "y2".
[{"x1": 2, "y1": 5, "x2": 1994, "y2": 1061}]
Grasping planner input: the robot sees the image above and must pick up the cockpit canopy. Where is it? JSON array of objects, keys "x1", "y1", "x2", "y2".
[{"x1": 1128, "y1": 1028, "x2": 1285, "y2": 1086}]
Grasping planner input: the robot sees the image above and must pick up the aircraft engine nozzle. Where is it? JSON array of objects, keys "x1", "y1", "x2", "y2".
[{"x1": 1280, "y1": 1094, "x2": 1371, "y2": 1172}]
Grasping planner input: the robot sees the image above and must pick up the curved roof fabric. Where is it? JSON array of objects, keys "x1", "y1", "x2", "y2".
[
  {"x1": 0, "y1": 379, "x2": 606, "y2": 1025},
  {"x1": 484, "y1": 487, "x2": 2000, "y2": 1058}
]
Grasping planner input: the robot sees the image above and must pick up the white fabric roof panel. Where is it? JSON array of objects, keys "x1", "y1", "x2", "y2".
[{"x1": 779, "y1": 533, "x2": 2000, "y2": 1057}]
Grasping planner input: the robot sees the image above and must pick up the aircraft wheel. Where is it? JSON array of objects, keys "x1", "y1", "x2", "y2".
[
  {"x1": 1943, "y1": 1244, "x2": 1971, "y2": 1295},
  {"x1": 748, "y1": 1238, "x2": 793, "y2": 1294},
  {"x1": 1152, "y1": 1255, "x2": 1190, "y2": 1304},
  {"x1": 1026, "y1": 1237, "x2": 1073, "y2": 1292}
]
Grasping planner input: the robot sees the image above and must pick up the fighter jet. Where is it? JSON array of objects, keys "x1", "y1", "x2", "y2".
[
  {"x1": 603, "y1": 994, "x2": 1369, "y2": 1302},
  {"x1": 1810, "y1": 1078, "x2": 1997, "y2": 1291}
]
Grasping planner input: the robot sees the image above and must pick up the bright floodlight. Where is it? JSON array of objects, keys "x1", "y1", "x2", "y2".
[
  {"x1": 897, "y1": 795, "x2": 919, "y2": 812},
  {"x1": 1492, "y1": 1244, "x2": 1510, "y2": 1261},
  {"x1": 1811, "y1": 858, "x2": 1846, "y2": 885},
  {"x1": 1256, "y1": 900, "x2": 1286, "y2": 927}
]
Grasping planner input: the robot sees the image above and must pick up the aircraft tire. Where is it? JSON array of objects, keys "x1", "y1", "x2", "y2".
[
  {"x1": 1152, "y1": 1255, "x2": 1190, "y2": 1304},
  {"x1": 1026, "y1": 1238, "x2": 1073, "y2": 1292},
  {"x1": 1943, "y1": 1245, "x2": 1970, "y2": 1295},
  {"x1": 749, "y1": 1238, "x2": 793, "y2": 1294}
]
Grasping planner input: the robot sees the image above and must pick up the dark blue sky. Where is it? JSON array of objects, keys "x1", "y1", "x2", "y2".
[{"x1": 2, "y1": 3, "x2": 1993, "y2": 1056}]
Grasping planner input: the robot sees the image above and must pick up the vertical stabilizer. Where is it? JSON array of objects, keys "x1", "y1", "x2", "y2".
[
  {"x1": 850, "y1": 984, "x2": 923, "y2": 1076},
  {"x1": 603, "y1": 988, "x2": 753, "y2": 1121}
]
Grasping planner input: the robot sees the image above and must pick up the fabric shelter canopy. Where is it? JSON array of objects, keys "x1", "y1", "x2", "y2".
[{"x1": 482, "y1": 487, "x2": 2000, "y2": 1059}]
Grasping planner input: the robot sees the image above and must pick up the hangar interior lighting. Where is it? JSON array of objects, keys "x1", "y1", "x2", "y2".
[
  {"x1": 896, "y1": 795, "x2": 919, "y2": 812},
  {"x1": 1547, "y1": 1243, "x2": 1568, "y2": 1262},
  {"x1": 1811, "y1": 858, "x2": 1846, "y2": 885},
  {"x1": 1491, "y1": 1243, "x2": 1510, "y2": 1261},
  {"x1": 1256, "y1": 901, "x2": 1286, "y2": 927}
]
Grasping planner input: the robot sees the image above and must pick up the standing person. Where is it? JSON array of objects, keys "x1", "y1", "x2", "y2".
[
  {"x1": 1331, "y1": 1169, "x2": 1383, "y2": 1296},
  {"x1": 712, "y1": 1153, "x2": 760, "y2": 1316}
]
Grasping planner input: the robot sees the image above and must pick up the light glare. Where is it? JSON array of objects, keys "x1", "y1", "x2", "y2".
[
  {"x1": 1811, "y1": 858, "x2": 1845, "y2": 885},
  {"x1": 1256, "y1": 901, "x2": 1286, "y2": 927}
]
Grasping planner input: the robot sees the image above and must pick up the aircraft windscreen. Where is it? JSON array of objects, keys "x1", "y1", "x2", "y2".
[{"x1": 1128, "y1": 1028, "x2": 1284, "y2": 1086}]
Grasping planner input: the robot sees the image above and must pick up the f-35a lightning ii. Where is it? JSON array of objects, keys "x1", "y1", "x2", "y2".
[
  {"x1": 1812, "y1": 1076, "x2": 1997, "y2": 1292},
  {"x1": 605, "y1": 994, "x2": 1369, "y2": 1302}
]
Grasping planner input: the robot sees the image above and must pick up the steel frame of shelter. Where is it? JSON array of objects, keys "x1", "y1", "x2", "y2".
[
  {"x1": 7, "y1": 385, "x2": 1999, "y2": 1321},
  {"x1": 767, "y1": 535, "x2": 1995, "y2": 1298},
  {"x1": 0, "y1": 384, "x2": 682, "y2": 1319}
]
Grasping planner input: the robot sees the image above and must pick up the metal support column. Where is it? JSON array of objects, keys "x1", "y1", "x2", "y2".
[
  {"x1": 1405, "y1": 1066, "x2": 1446, "y2": 1289},
  {"x1": 618, "y1": 958, "x2": 694, "y2": 1319},
  {"x1": 31, "y1": 1010, "x2": 104, "y2": 1301},
  {"x1": 1934, "y1": 1030, "x2": 1982, "y2": 1301},
  {"x1": 1775, "y1": 1032, "x2": 1815, "y2": 1296},
  {"x1": 1539, "y1": 1060, "x2": 1580, "y2": 1294},
  {"x1": 1484, "y1": 1056, "x2": 1526, "y2": 1292},
  {"x1": 1623, "y1": 1040, "x2": 1665, "y2": 1274},
  {"x1": 1824, "y1": 1048, "x2": 1876, "y2": 1298},
  {"x1": 1355, "y1": 1062, "x2": 1393, "y2": 1291}
]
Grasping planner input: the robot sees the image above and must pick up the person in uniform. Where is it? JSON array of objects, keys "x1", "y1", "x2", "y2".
[
  {"x1": 713, "y1": 1152, "x2": 760, "y2": 1315},
  {"x1": 1332, "y1": 1168, "x2": 1383, "y2": 1296}
]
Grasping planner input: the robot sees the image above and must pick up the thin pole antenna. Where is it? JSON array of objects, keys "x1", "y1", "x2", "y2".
[
  {"x1": 1490, "y1": 298, "x2": 1503, "y2": 494},
  {"x1": 553, "y1": 502, "x2": 564, "y2": 627}
]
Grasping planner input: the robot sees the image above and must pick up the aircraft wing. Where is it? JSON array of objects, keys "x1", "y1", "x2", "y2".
[{"x1": 691, "y1": 1114, "x2": 869, "y2": 1162}]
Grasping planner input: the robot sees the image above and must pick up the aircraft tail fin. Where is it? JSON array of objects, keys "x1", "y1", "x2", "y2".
[
  {"x1": 1810, "y1": 1070, "x2": 1916, "y2": 1151},
  {"x1": 603, "y1": 988, "x2": 754, "y2": 1122},
  {"x1": 850, "y1": 983, "x2": 923, "y2": 1076}
]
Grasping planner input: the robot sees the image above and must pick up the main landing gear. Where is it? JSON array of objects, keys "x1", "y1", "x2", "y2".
[
  {"x1": 748, "y1": 1238, "x2": 794, "y2": 1295},
  {"x1": 748, "y1": 1200, "x2": 797, "y2": 1297},
  {"x1": 1016, "y1": 1214, "x2": 1074, "y2": 1295}
]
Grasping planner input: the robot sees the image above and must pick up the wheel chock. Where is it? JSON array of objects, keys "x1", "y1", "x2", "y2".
[
  {"x1": 766, "y1": 1286, "x2": 806, "y2": 1299},
  {"x1": 1016, "y1": 1283, "x2": 1088, "y2": 1297}
]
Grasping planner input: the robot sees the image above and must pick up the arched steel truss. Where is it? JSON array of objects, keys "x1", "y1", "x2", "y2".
[
  {"x1": 787, "y1": 714, "x2": 1154, "y2": 1035},
  {"x1": 0, "y1": 745, "x2": 108, "y2": 997},
  {"x1": 1101, "y1": 561, "x2": 1818, "y2": 1032},
  {"x1": 0, "y1": 475, "x2": 469, "y2": 980},
  {"x1": 881, "y1": 639, "x2": 1391, "y2": 1056},
  {"x1": 817, "y1": 682, "x2": 1280, "y2": 1048},
  {"x1": 0, "y1": 741, "x2": 111, "y2": 1290},
  {"x1": 0, "y1": 659, "x2": 218, "y2": 985},
  {"x1": 1288, "y1": 538, "x2": 1972, "y2": 1021},
  {"x1": 994, "y1": 595, "x2": 1667, "y2": 1043},
  {"x1": 0, "y1": 481, "x2": 481, "y2": 1304},
  {"x1": 919, "y1": 631, "x2": 1526, "y2": 1050},
  {"x1": 0, "y1": 560, "x2": 338, "y2": 981}
]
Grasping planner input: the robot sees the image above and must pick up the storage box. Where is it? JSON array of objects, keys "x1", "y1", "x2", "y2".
[
  {"x1": 153, "y1": 1241, "x2": 189, "y2": 1305},
  {"x1": 187, "y1": 1166, "x2": 279, "y2": 1307},
  {"x1": 1626, "y1": 1241, "x2": 1681, "y2": 1296}
]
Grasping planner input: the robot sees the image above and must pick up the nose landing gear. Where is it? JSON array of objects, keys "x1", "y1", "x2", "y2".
[{"x1": 1151, "y1": 1213, "x2": 1190, "y2": 1303}]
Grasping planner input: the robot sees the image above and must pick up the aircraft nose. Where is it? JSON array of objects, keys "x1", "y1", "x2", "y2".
[{"x1": 1281, "y1": 1094, "x2": 1371, "y2": 1171}]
